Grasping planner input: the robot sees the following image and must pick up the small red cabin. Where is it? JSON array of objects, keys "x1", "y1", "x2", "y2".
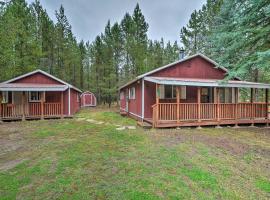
[
  {"x1": 0, "y1": 69, "x2": 82, "y2": 121},
  {"x1": 119, "y1": 53, "x2": 270, "y2": 128},
  {"x1": 80, "y1": 91, "x2": 96, "y2": 107}
]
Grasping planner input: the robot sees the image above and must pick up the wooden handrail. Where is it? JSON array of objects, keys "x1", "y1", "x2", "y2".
[
  {"x1": 152, "y1": 102, "x2": 268, "y2": 126},
  {"x1": 1, "y1": 102, "x2": 62, "y2": 119}
]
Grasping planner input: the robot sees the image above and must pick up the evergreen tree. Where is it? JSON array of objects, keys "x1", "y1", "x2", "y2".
[{"x1": 132, "y1": 3, "x2": 149, "y2": 75}]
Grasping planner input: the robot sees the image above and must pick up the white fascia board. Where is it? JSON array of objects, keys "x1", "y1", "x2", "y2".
[
  {"x1": 141, "y1": 78, "x2": 144, "y2": 119},
  {"x1": 0, "y1": 86, "x2": 68, "y2": 91},
  {"x1": 68, "y1": 87, "x2": 71, "y2": 115}
]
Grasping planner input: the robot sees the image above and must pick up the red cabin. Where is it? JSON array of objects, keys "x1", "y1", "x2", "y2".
[
  {"x1": 119, "y1": 53, "x2": 270, "y2": 128},
  {"x1": 80, "y1": 91, "x2": 96, "y2": 107},
  {"x1": 0, "y1": 69, "x2": 81, "y2": 121}
]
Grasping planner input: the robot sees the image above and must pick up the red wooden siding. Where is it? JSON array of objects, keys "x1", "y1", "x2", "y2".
[
  {"x1": 63, "y1": 90, "x2": 69, "y2": 115},
  {"x1": 46, "y1": 92, "x2": 61, "y2": 103},
  {"x1": 144, "y1": 81, "x2": 156, "y2": 118},
  {"x1": 120, "y1": 81, "x2": 142, "y2": 119},
  {"x1": 11, "y1": 72, "x2": 64, "y2": 85},
  {"x1": 151, "y1": 56, "x2": 226, "y2": 79},
  {"x1": 70, "y1": 88, "x2": 80, "y2": 115}
]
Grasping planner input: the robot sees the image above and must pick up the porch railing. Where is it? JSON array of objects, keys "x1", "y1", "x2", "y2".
[
  {"x1": 152, "y1": 103, "x2": 269, "y2": 127},
  {"x1": 0, "y1": 102, "x2": 62, "y2": 119}
]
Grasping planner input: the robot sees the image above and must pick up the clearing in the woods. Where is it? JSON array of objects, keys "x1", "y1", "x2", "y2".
[{"x1": 0, "y1": 108, "x2": 270, "y2": 200}]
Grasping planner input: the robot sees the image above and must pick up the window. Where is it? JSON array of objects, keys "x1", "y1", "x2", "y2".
[
  {"x1": 1, "y1": 91, "x2": 8, "y2": 103},
  {"x1": 29, "y1": 91, "x2": 41, "y2": 102},
  {"x1": 159, "y1": 85, "x2": 186, "y2": 100},
  {"x1": 164, "y1": 85, "x2": 175, "y2": 99},
  {"x1": 129, "y1": 87, "x2": 135, "y2": 99},
  {"x1": 120, "y1": 92, "x2": 124, "y2": 100},
  {"x1": 77, "y1": 93, "x2": 80, "y2": 102}
]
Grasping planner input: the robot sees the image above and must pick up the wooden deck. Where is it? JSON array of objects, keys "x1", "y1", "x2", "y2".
[
  {"x1": 151, "y1": 103, "x2": 269, "y2": 128},
  {"x1": 0, "y1": 103, "x2": 64, "y2": 121}
]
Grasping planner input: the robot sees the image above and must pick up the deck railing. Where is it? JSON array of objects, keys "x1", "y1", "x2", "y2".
[
  {"x1": 44, "y1": 103, "x2": 61, "y2": 116},
  {"x1": 152, "y1": 103, "x2": 268, "y2": 127},
  {"x1": 0, "y1": 102, "x2": 62, "y2": 119}
]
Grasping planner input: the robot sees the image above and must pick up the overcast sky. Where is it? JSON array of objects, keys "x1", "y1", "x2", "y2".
[{"x1": 26, "y1": 0, "x2": 206, "y2": 44}]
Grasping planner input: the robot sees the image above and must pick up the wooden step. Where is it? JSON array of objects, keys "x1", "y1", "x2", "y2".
[
  {"x1": 137, "y1": 121, "x2": 152, "y2": 129},
  {"x1": 120, "y1": 111, "x2": 127, "y2": 116}
]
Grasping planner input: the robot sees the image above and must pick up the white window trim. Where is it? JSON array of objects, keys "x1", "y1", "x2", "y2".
[
  {"x1": 28, "y1": 91, "x2": 41, "y2": 102},
  {"x1": 129, "y1": 87, "x2": 136, "y2": 100}
]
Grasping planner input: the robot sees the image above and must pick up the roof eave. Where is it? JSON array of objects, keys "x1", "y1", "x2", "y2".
[{"x1": 144, "y1": 77, "x2": 270, "y2": 89}]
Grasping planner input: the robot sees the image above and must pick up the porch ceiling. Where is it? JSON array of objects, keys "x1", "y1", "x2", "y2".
[
  {"x1": 144, "y1": 77, "x2": 270, "y2": 89},
  {"x1": 0, "y1": 83, "x2": 68, "y2": 91}
]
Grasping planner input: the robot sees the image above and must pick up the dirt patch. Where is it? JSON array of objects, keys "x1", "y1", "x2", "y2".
[
  {"x1": 203, "y1": 137, "x2": 249, "y2": 156},
  {"x1": 149, "y1": 128, "x2": 251, "y2": 156},
  {"x1": 0, "y1": 158, "x2": 28, "y2": 171}
]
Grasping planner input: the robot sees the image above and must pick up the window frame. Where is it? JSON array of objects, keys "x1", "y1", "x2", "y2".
[
  {"x1": 28, "y1": 91, "x2": 41, "y2": 102},
  {"x1": 160, "y1": 85, "x2": 187, "y2": 100},
  {"x1": 129, "y1": 87, "x2": 136, "y2": 100}
]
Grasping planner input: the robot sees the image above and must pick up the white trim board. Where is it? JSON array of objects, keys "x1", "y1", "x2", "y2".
[
  {"x1": 129, "y1": 111, "x2": 142, "y2": 119},
  {"x1": 141, "y1": 78, "x2": 144, "y2": 119},
  {"x1": 68, "y1": 87, "x2": 71, "y2": 116}
]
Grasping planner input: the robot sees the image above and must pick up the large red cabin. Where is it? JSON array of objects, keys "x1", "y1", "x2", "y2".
[
  {"x1": 0, "y1": 70, "x2": 81, "y2": 121},
  {"x1": 119, "y1": 53, "x2": 270, "y2": 128}
]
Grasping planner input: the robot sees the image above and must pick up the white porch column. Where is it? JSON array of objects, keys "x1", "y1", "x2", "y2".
[{"x1": 141, "y1": 78, "x2": 144, "y2": 121}]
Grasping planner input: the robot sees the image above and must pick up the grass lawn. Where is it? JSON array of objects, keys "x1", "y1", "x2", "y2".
[{"x1": 0, "y1": 108, "x2": 270, "y2": 200}]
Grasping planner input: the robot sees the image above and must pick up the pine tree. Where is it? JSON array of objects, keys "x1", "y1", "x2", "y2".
[
  {"x1": 55, "y1": 5, "x2": 71, "y2": 79},
  {"x1": 132, "y1": 3, "x2": 149, "y2": 75}
]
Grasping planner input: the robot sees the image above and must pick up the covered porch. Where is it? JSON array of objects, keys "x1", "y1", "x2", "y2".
[
  {"x1": 0, "y1": 83, "x2": 67, "y2": 121},
  {"x1": 144, "y1": 77, "x2": 270, "y2": 128}
]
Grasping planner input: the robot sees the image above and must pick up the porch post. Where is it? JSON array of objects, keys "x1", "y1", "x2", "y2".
[
  {"x1": 265, "y1": 89, "x2": 269, "y2": 126},
  {"x1": 0, "y1": 92, "x2": 2, "y2": 122},
  {"x1": 216, "y1": 88, "x2": 221, "y2": 126},
  {"x1": 197, "y1": 87, "x2": 201, "y2": 124},
  {"x1": 154, "y1": 84, "x2": 160, "y2": 127},
  {"x1": 41, "y1": 91, "x2": 45, "y2": 120},
  {"x1": 176, "y1": 86, "x2": 180, "y2": 125},
  {"x1": 22, "y1": 92, "x2": 26, "y2": 121},
  {"x1": 213, "y1": 87, "x2": 217, "y2": 103},
  {"x1": 250, "y1": 88, "x2": 255, "y2": 126},
  {"x1": 234, "y1": 88, "x2": 239, "y2": 127},
  {"x1": 61, "y1": 91, "x2": 64, "y2": 119}
]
